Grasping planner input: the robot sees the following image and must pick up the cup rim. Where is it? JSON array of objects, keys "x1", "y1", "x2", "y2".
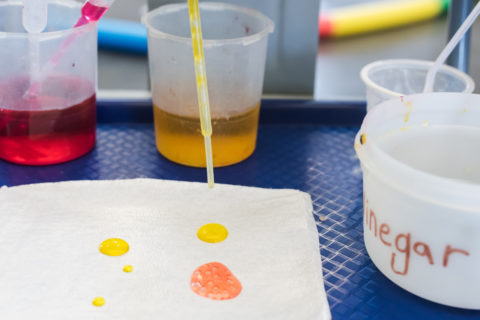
[
  {"x1": 355, "y1": 92, "x2": 480, "y2": 212},
  {"x1": 0, "y1": 0, "x2": 95, "y2": 39},
  {"x1": 141, "y1": 1, "x2": 274, "y2": 47},
  {"x1": 360, "y1": 59, "x2": 475, "y2": 97}
]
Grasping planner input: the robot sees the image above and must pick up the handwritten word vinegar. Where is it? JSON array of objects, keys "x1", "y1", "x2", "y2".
[{"x1": 364, "y1": 197, "x2": 470, "y2": 275}]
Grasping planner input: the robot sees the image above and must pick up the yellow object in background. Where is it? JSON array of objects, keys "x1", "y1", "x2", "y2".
[{"x1": 319, "y1": 0, "x2": 450, "y2": 38}]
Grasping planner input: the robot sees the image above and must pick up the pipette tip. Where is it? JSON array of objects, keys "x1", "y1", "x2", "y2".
[{"x1": 204, "y1": 135, "x2": 215, "y2": 189}]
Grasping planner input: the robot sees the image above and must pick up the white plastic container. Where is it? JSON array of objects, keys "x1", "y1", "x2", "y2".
[
  {"x1": 360, "y1": 59, "x2": 475, "y2": 112},
  {"x1": 355, "y1": 93, "x2": 480, "y2": 309}
]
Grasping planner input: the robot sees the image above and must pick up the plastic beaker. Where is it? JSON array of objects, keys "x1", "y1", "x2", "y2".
[
  {"x1": 360, "y1": 59, "x2": 474, "y2": 112},
  {"x1": 142, "y1": 2, "x2": 274, "y2": 167},
  {"x1": 355, "y1": 93, "x2": 480, "y2": 309},
  {"x1": 0, "y1": 0, "x2": 97, "y2": 165}
]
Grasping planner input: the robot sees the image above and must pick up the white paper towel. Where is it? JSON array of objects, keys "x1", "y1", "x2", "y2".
[{"x1": 0, "y1": 179, "x2": 330, "y2": 320}]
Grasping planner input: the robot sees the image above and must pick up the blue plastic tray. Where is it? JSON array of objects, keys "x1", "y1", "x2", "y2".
[{"x1": 0, "y1": 99, "x2": 479, "y2": 319}]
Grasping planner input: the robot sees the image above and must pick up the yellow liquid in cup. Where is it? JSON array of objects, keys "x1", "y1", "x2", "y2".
[{"x1": 153, "y1": 103, "x2": 260, "y2": 167}]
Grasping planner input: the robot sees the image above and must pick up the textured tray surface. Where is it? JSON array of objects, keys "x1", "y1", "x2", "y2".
[{"x1": 1, "y1": 123, "x2": 479, "y2": 319}]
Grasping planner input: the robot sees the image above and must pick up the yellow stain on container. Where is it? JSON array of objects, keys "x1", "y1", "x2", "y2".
[
  {"x1": 404, "y1": 101, "x2": 413, "y2": 123},
  {"x1": 360, "y1": 133, "x2": 367, "y2": 145},
  {"x1": 197, "y1": 223, "x2": 228, "y2": 243},
  {"x1": 92, "y1": 297, "x2": 105, "y2": 307},
  {"x1": 123, "y1": 265, "x2": 133, "y2": 273},
  {"x1": 99, "y1": 238, "x2": 129, "y2": 256}
]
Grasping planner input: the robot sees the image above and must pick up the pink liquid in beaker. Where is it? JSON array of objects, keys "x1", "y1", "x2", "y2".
[{"x1": 0, "y1": 77, "x2": 96, "y2": 165}]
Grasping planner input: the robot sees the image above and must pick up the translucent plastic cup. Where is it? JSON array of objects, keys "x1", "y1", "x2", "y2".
[
  {"x1": 0, "y1": 0, "x2": 97, "y2": 165},
  {"x1": 142, "y1": 2, "x2": 274, "y2": 168},
  {"x1": 355, "y1": 93, "x2": 480, "y2": 309},
  {"x1": 360, "y1": 59, "x2": 475, "y2": 112}
]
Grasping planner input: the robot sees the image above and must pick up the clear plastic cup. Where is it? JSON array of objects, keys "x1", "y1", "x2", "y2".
[
  {"x1": 360, "y1": 59, "x2": 475, "y2": 112},
  {"x1": 142, "y1": 2, "x2": 274, "y2": 168},
  {"x1": 355, "y1": 93, "x2": 480, "y2": 309},
  {"x1": 0, "y1": 0, "x2": 97, "y2": 165}
]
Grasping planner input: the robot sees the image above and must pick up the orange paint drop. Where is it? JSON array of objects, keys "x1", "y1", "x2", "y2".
[{"x1": 190, "y1": 262, "x2": 242, "y2": 300}]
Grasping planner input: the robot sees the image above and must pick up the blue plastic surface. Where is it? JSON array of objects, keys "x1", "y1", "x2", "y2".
[
  {"x1": 98, "y1": 18, "x2": 147, "y2": 54},
  {"x1": 0, "y1": 102, "x2": 479, "y2": 319}
]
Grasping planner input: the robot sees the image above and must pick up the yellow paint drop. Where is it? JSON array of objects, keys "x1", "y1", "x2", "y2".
[
  {"x1": 463, "y1": 108, "x2": 467, "y2": 113},
  {"x1": 99, "y1": 238, "x2": 129, "y2": 256},
  {"x1": 123, "y1": 265, "x2": 133, "y2": 273},
  {"x1": 197, "y1": 223, "x2": 228, "y2": 243},
  {"x1": 92, "y1": 297, "x2": 105, "y2": 307}
]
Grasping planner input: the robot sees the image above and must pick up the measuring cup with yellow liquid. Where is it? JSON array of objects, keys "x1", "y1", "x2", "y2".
[{"x1": 143, "y1": 3, "x2": 274, "y2": 167}]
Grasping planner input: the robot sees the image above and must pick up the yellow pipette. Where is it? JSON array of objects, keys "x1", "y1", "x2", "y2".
[{"x1": 187, "y1": 0, "x2": 214, "y2": 188}]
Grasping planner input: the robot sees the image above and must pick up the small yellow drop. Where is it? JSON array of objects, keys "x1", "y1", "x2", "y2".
[
  {"x1": 197, "y1": 223, "x2": 228, "y2": 243},
  {"x1": 123, "y1": 265, "x2": 133, "y2": 273},
  {"x1": 92, "y1": 297, "x2": 105, "y2": 307},
  {"x1": 99, "y1": 238, "x2": 129, "y2": 256}
]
